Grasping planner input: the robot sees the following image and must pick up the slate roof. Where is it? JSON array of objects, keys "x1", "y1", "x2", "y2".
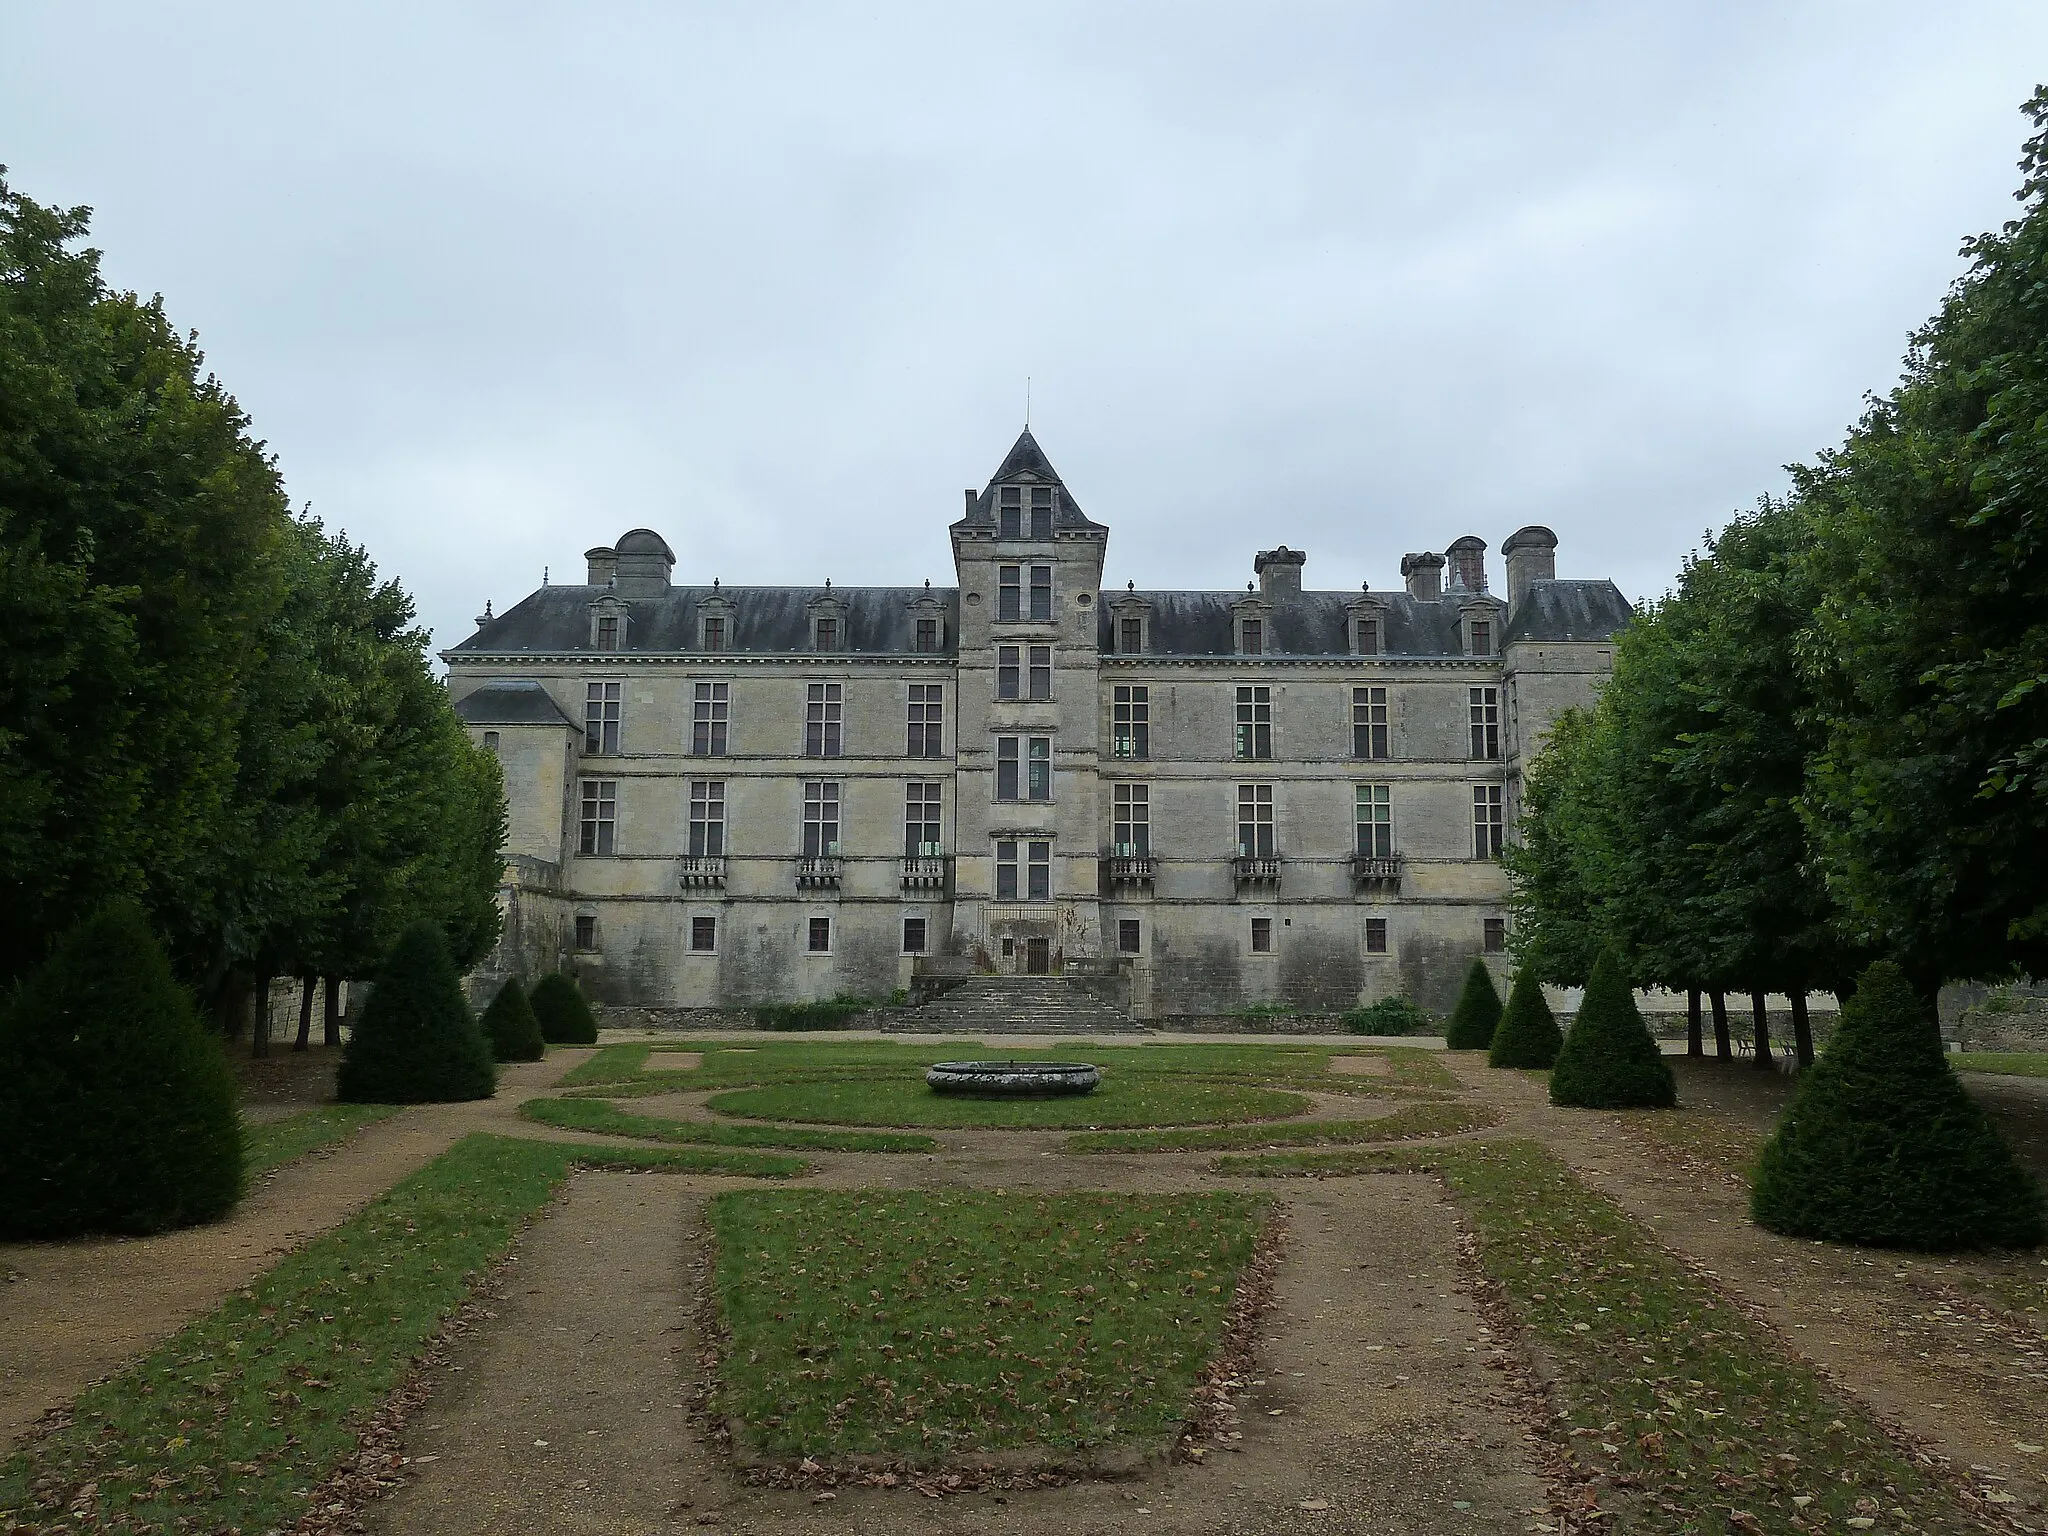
[
  {"x1": 450, "y1": 678, "x2": 580, "y2": 727},
  {"x1": 1099, "y1": 590, "x2": 1474, "y2": 657},
  {"x1": 953, "y1": 428, "x2": 1109, "y2": 533},
  {"x1": 447, "y1": 585, "x2": 959, "y2": 656},
  {"x1": 1502, "y1": 579, "x2": 1634, "y2": 646}
]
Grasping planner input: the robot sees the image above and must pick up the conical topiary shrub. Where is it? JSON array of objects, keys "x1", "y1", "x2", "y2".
[
  {"x1": 530, "y1": 970, "x2": 599, "y2": 1045},
  {"x1": 337, "y1": 922, "x2": 497, "y2": 1103},
  {"x1": 1752, "y1": 961, "x2": 2043, "y2": 1250},
  {"x1": 1549, "y1": 950, "x2": 1675, "y2": 1108},
  {"x1": 1489, "y1": 967, "x2": 1564, "y2": 1069},
  {"x1": 1443, "y1": 959, "x2": 1504, "y2": 1050},
  {"x1": 481, "y1": 977, "x2": 546, "y2": 1062},
  {"x1": 0, "y1": 900, "x2": 243, "y2": 1238}
]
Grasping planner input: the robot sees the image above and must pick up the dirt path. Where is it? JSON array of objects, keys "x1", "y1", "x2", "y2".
[
  {"x1": 374, "y1": 1159, "x2": 1547, "y2": 1536},
  {"x1": 0, "y1": 1050, "x2": 594, "y2": 1447},
  {"x1": 1443, "y1": 1057, "x2": 2048, "y2": 1523}
]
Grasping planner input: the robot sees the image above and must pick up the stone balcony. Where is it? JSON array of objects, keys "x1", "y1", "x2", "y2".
[
  {"x1": 1106, "y1": 853, "x2": 1155, "y2": 887},
  {"x1": 677, "y1": 854, "x2": 726, "y2": 889},
  {"x1": 901, "y1": 854, "x2": 951, "y2": 892},
  {"x1": 795, "y1": 855, "x2": 843, "y2": 889},
  {"x1": 1232, "y1": 855, "x2": 1283, "y2": 889},
  {"x1": 1350, "y1": 853, "x2": 1404, "y2": 891}
]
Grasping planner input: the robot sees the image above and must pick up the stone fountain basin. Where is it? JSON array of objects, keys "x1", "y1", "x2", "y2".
[{"x1": 925, "y1": 1061, "x2": 1101, "y2": 1096}]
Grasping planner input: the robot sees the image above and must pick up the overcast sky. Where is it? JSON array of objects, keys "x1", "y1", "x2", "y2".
[{"x1": 5, "y1": 3, "x2": 2045, "y2": 655}]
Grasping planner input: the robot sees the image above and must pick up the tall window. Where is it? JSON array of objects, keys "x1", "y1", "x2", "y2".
[
  {"x1": 1241, "y1": 618, "x2": 1264, "y2": 656},
  {"x1": 908, "y1": 684, "x2": 944, "y2": 757},
  {"x1": 579, "y1": 779, "x2": 617, "y2": 855},
  {"x1": 1236, "y1": 783, "x2": 1275, "y2": 857},
  {"x1": 915, "y1": 617, "x2": 940, "y2": 653},
  {"x1": 997, "y1": 737, "x2": 1019, "y2": 800},
  {"x1": 998, "y1": 565, "x2": 1021, "y2": 620},
  {"x1": 482, "y1": 731, "x2": 500, "y2": 753},
  {"x1": 802, "y1": 781, "x2": 841, "y2": 856},
  {"x1": 808, "y1": 916, "x2": 832, "y2": 952},
  {"x1": 806, "y1": 683, "x2": 842, "y2": 758},
  {"x1": 1356, "y1": 617, "x2": 1380, "y2": 656},
  {"x1": 1469, "y1": 688, "x2": 1500, "y2": 760},
  {"x1": 689, "y1": 780, "x2": 725, "y2": 856},
  {"x1": 692, "y1": 682, "x2": 728, "y2": 756},
  {"x1": 1250, "y1": 917, "x2": 1273, "y2": 953},
  {"x1": 575, "y1": 914, "x2": 598, "y2": 950},
  {"x1": 1118, "y1": 919, "x2": 1141, "y2": 954},
  {"x1": 691, "y1": 915, "x2": 717, "y2": 952},
  {"x1": 1113, "y1": 686, "x2": 1149, "y2": 759},
  {"x1": 1352, "y1": 686, "x2": 1389, "y2": 759},
  {"x1": 1483, "y1": 917, "x2": 1506, "y2": 952},
  {"x1": 995, "y1": 839, "x2": 1019, "y2": 899},
  {"x1": 902, "y1": 917, "x2": 928, "y2": 954},
  {"x1": 1113, "y1": 783, "x2": 1150, "y2": 856},
  {"x1": 997, "y1": 645, "x2": 1020, "y2": 700},
  {"x1": 1027, "y1": 737, "x2": 1051, "y2": 800},
  {"x1": 814, "y1": 616, "x2": 838, "y2": 651},
  {"x1": 1356, "y1": 784, "x2": 1392, "y2": 858},
  {"x1": 584, "y1": 680, "x2": 621, "y2": 755},
  {"x1": 1470, "y1": 620, "x2": 1493, "y2": 656},
  {"x1": 1027, "y1": 840, "x2": 1052, "y2": 900},
  {"x1": 1029, "y1": 645, "x2": 1052, "y2": 700},
  {"x1": 596, "y1": 615, "x2": 620, "y2": 651},
  {"x1": 1235, "y1": 686, "x2": 1272, "y2": 760},
  {"x1": 999, "y1": 486, "x2": 1022, "y2": 539},
  {"x1": 1365, "y1": 917, "x2": 1388, "y2": 954},
  {"x1": 702, "y1": 616, "x2": 726, "y2": 652},
  {"x1": 1119, "y1": 616, "x2": 1143, "y2": 654},
  {"x1": 1473, "y1": 785, "x2": 1504, "y2": 859},
  {"x1": 905, "y1": 781, "x2": 942, "y2": 855},
  {"x1": 1029, "y1": 565, "x2": 1052, "y2": 621},
  {"x1": 1030, "y1": 486, "x2": 1054, "y2": 539}
]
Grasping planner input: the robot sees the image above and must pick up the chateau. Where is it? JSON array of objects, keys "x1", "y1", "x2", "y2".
[{"x1": 446, "y1": 431, "x2": 1629, "y2": 1018}]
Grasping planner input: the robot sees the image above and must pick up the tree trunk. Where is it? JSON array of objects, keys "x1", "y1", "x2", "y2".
[
  {"x1": 251, "y1": 970, "x2": 274, "y2": 1058},
  {"x1": 293, "y1": 973, "x2": 315, "y2": 1051},
  {"x1": 1710, "y1": 990, "x2": 1732, "y2": 1059},
  {"x1": 1791, "y1": 990, "x2": 1814, "y2": 1068},
  {"x1": 324, "y1": 975, "x2": 344, "y2": 1047},
  {"x1": 215, "y1": 975, "x2": 250, "y2": 1042},
  {"x1": 1686, "y1": 987, "x2": 1704, "y2": 1057},
  {"x1": 1750, "y1": 988, "x2": 1773, "y2": 1069}
]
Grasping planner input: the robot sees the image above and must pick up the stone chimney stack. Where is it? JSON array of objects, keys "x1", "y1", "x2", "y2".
[
  {"x1": 611, "y1": 529, "x2": 676, "y2": 596},
  {"x1": 964, "y1": 488, "x2": 978, "y2": 518},
  {"x1": 1253, "y1": 545, "x2": 1306, "y2": 597},
  {"x1": 1502, "y1": 525, "x2": 1558, "y2": 610},
  {"x1": 585, "y1": 546, "x2": 617, "y2": 585},
  {"x1": 1400, "y1": 552, "x2": 1445, "y2": 602},
  {"x1": 1445, "y1": 535, "x2": 1488, "y2": 593}
]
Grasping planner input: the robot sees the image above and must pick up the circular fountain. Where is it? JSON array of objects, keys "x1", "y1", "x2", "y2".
[{"x1": 925, "y1": 1060, "x2": 1101, "y2": 1097}]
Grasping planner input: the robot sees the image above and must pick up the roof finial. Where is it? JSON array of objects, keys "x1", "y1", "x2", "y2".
[
  {"x1": 924, "y1": 577, "x2": 931, "y2": 590},
  {"x1": 1127, "y1": 579, "x2": 1135, "y2": 592},
  {"x1": 713, "y1": 576, "x2": 721, "y2": 589},
  {"x1": 824, "y1": 577, "x2": 832, "y2": 590},
  {"x1": 474, "y1": 599, "x2": 494, "y2": 629},
  {"x1": 1025, "y1": 375, "x2": 1031, "y2": 428},
  {"x1": 543, "y1": 565, "x2": 550, "y2": 587}
]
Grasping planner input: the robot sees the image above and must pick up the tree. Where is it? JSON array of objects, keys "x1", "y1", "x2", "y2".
[
  {"x1": 0, "y1": 901, "x2": 242, "y2": 1237},
  {"x1": 1489, "y1": 968, "x2": 1563, "y2": 1069},
  {"x1": 1752, "y1": 962, "x2": 2041, "y2": 1249},
  {"x1": 336, "y1": 922, "x2": 496, "y2": 1103},
  {"x1": 529, "y1": 971, "x2": 598, "y2": 1046},
  {"x1": 1550, "y1": 951, "x2": 1676, "y2": 1109},
  {"x1": 481, "y1": 977, "x2": 545, "y2": 1062},
  {"x1": 1443, "y1": 959, "x2": 1503, "y2": 1049},
  {"x1": 1502, "y1": 709, "x2": 1609, "y2": 986}
]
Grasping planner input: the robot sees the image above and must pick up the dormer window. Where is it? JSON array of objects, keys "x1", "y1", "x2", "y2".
[
  {"x1": 1347, "y1": 591, "x2": 1390, "y2": 657},
  {"x1": 1458, "y1": 600, "x2": 1503, "y2": 658},
  {"x1": 1030, "y1": 486, "x2": 1054, "y2": 539},
  {"x1": 1107, "y1": 590, "x2": 1153, "y2": 656},
  {"x1": 588, "y1": 597, "x2": 629, "y2": 651},
  {"x1": 815, "y1": 616, "x2": 839, "y2": 651},
  {"x1": 1242, "y1": 619, "x2": 1264, "y2": 656},
  {"x1": 596, "y1": 615, "x2": 620, "y2": 651},
  {"x1": 807, "y1": 591, "x2": 847, "y2": 652},
  {"x1": 703, "y1": 616, "x2": 726, "y2": 652},
  {"x1": 698, "y1": 590, "x2": 735, "y2": 653},
  {"x1": 997, "y1": 484, "x2": 1057, "y2": 539},
  {"x1": 1230, "y1": 595, "x2": 1273, "y2": 657},
  {"x1": 1120, "y1": 616, "x2": 1143, "y2": 654},
  {"x1": 999, "y1": 487, "x2": 1022, "y2": 539},
  {"x1": 915, "y1": 618, "x2": 940, "y2": 653},
  {"x1": 1356, "y1": 618, "x2": 1380, "y2": 655},
  {"x1": 1470, "y1": 620, "x2": 1492, "y2": 656}
]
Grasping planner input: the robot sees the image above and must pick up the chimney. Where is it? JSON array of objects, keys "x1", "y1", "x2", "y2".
[
  {"x1": 1445, "y1": 535, "x2": 1488, "y2": 593},
  {"x1": 1502, "y1": 525, "x2": 1558, "y2": 609},
  {"x1": 1400, "y1": 551, "x2": 1445, "y2": 602},
  {"x1": 1253, "y1": 545, "x2": 1306, "y2": 597},
  {"x1": 964, "y1": 488, "x2": 978, "y2": 518},
  {"x1": 611, "y1": 529, "x2": 676, "y2": 596},
  {"x1": 584, "y1": 545, "x2": 617, "y2": 585}
]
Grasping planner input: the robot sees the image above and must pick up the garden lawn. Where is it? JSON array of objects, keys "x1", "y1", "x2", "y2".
[
  {"x1": 1218, "y1": 1140, "x2": 1989, "y2": 1534},
  {"x1": 1066, "y1": 1099, "x2": 1496, "y2": 1153},
  {"x1": 0, "y1": 1134, "x2": 804, "y2": 1535},
  {"x1": 244, "y1": 1103, "x2": 403, "y2": 1175},
  {"x1": 1955, "y1": 1052, "x2": 2048, "y2": 1078},
  {"x1": 521, "y1": 1095, "x2": 937, "y2": 1152},
  {"x1": 706, "y1": 1074, "x2": 1309, "y2": 1129},
  {"x1": 708, "y1": 1189, "x2": 1268, "y2": 1464}
]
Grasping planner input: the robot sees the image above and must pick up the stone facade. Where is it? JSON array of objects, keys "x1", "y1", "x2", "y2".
[{"x1": 446, "y1": 431, "x2": 1630, "y2": 1017}]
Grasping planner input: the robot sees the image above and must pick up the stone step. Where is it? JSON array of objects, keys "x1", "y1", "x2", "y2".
[{"x1": 902, "y1": 976, "x2": 1144, "y2": 1035}]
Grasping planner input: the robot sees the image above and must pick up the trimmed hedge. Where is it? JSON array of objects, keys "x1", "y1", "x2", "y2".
[
  {"x1": 530, "y1": 971, "x2": 599, "y2": 1045},
  {"x1": 1443, "y1": 959, "x2": 1504, "y2": 1049},
  {"x1": 481, "y1": 978, "x2": 546, "y2": 1062},
  {"x1": 337, "y1": 923, "x2": 497, "y2": 1103},
  {"x1": 753, "y1": 1000, "x2": 866, "y2": 1031},
  {"x1": 1489, "y1": 967, "x2": 1564, "y2": 1069},
  {"x1": 1549, "y1": 951, "x2": 1675, "y2": 1108},
  {"x1": 1340, "y1": 995, "x2": 1433, "y2": 1036},
  {"x1": 1752, "y1": 961, "x2": 2043, "y2": 1250},
  {"x1": 0, "y1": 900, "x2": 243, "y2": 1238}
]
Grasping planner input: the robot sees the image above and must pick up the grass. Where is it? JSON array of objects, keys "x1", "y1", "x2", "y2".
[
  {"x1": 1066, "y1": 1099, "x2": 1498, "y2": 1153},
  {"x1": 558, "y1": 1040, "x2": 652, "y2": 1085},
  {"x1": 1218, "y1": 1139, "x2": 1989, "y2": 1533},
  {"x1": 243, "y1": 1103, "x2": 403, "y2": 1175},
  {"x1": 1954, "y1": 1051, "x2": 2048, "y2": 1077},
  {"x1": 0, "y1": 1133, "x2": 804, "y2": 1535},
  {"x1": 707, "y1": 1189, "x2": 1268, "y2": 1464},
  {"x1": 705, "y1": 1074, "x2": 1310, "y2": 1129},
  {"x1": 520, "y1": 1095, "x2": 938, "y2": 1152}
]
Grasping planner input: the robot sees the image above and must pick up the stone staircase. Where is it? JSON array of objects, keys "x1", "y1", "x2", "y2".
[{"x1": 901, "y1": 975, "x2": 1145, "y2": 1036}]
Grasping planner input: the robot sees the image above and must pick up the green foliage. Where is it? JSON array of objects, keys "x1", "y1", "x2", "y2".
[
  {"x1": 1549, "y1": 952, "x2": 1676, "y2": 1109},
  {"x1": 1488, "y1": 967, "x2": 1563, "y2": 1069},
  {"x1": 752, "y1": 998, "x2": 867, "y2": 1030},
  {"x1": 707, "y1": 1075, "x2": 1309, "y2": 1129},
  {"x1": 1065, "y1": 1099, "x2": 1497, "y2": 1153},
  {"x1": 0, "y1": 901, "x2": 243, "y2": 1237},
  {"x1": 242, "y1": 1104, "x2": 400, "y2": 1177},
  {"x1": 519, "y1": 1095, "x2": 936, "y2": 1152},
  {"x1": 480, "y1": 977, "x2": 545, "y2": 1062},
  {"x1": 1443, "y1": 959, "x2": 1503, "y2": 1049},
  {"x1": 1339, "y1": 995, "x2": 1433, "y2": 1035},
  {"x1": 336, "y1": 923, "x2": 496, "y2": 1103},
  {"x1": 529, "y1": 970, "x2": 598, "y2": 1044},
  {"x1": 1752, "y1": 962, "x2": 2043, "y2": 1250}
]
